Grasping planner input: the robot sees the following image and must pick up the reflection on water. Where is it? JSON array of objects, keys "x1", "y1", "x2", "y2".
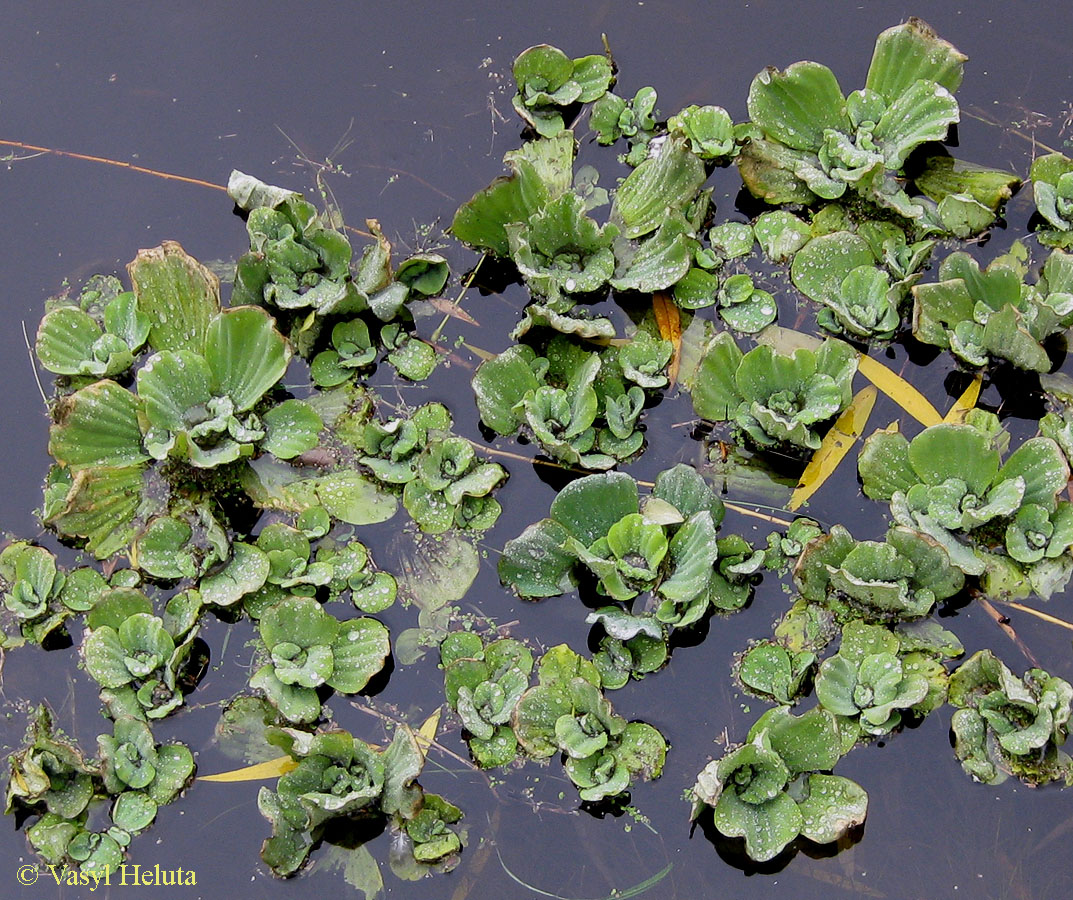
[{"x1": 3, "y1": 2, "x2": 1073, "y2": 898}]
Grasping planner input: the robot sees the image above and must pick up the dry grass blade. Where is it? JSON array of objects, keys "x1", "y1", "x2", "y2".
[
  {"x1": 856, "y1": 354, "x2": 943, "y2": 427},
  {"x1": 991, "y1": 599, "x2": 1073, "y2": 633},
  {"x1": 652, "y1": 292, "x2": 682, "y2": 385},
  {"x1": 429, "y1": 296, "x2": 480, "y2": 326},
  {"x1": 723, "y1": 502, "x2": 794, "y2": 526},
  {"x1": 0, "y1": 138, "x2": 227, "y2": 192},
  {"x1": 976, "y1": 595, "x2": 1039, "y2": 666},
  {"x1": 943, "y1": 374, "x2": 982, "y2": 424},
  {"x1": 461, "y1": 341, "x2": 497, "y2": 362},
  {"x1": 431, "y1": 253, "x2": 486, "y2": 342},
  {"x1": 789, "y1": 385, "x2": 877, "y2": 511},
  {"x1": 199, "y1": 755, "x2": 298, "y2": 783}
]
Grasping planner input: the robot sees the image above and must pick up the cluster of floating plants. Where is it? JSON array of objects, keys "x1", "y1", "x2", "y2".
[{"x1": 4, "y1": 16, "x2": 1073, "y2": 886}]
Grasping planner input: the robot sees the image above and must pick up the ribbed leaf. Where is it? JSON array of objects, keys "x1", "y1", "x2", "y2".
[
  {"x1": 612, "y1": 137, "x2": 706, "y2": 239},
  {"x1": 50, "y1": 381, "x2": 148, "y2": 471},
  {"x1": 137, "y1": 351, "x2": 213, "y2": 432},
  {"x1": 748, "y1": 61, "x2": 848, "y2": 152},
  {"x1": 262, "y1": 400, "x2": 323, "y2": 459},
  {"x1": 865, "y1": 18, "x2": 966, "y2": 103},
  {"x1": 328, "y1": 618, "x2": 391, "y2": 693},
  {"x1": 128, "y1": 241, "x2": 220, "y2": 353},
  {"x1": 549, "y1": 472, "x2": 639, "y2": 546},
  {"x1": 472, "y1": 345, "x2": 541, "y2": 434},
  {"x1": 499, "y1": 519, "x2": 576, "y2": 597},
  {"x1": 35, "y1": 307, "x2": 105, "y2": 375},
  {"x1": 204, "y1": 307, "x2": 290, "y2": 412},
  {"x1": 874, "y1": 79, "x2": 959, "y2": 169},
  {"x1": 691, "y1": 331, "x2": 745, "y2": 422},
  {"x1": 791, "y1": 232, "x2": 875, "y2": 304}
]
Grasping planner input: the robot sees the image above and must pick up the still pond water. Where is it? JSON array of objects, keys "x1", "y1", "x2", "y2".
[{"x1": 2, "y1": 2, "x2": 1072, "y2": 898}]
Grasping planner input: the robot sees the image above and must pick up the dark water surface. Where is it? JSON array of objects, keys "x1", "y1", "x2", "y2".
[{"x1": 3, "y1": 2, "x2": 1073, "y2": 898}]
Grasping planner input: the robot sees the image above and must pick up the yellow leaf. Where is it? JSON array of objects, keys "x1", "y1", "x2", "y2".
[
  {"x1": 789, "y1": 386, "x2": 877, "y2": 511},
  {"x1": 415, "y1": 707, "x2": 442, "y2": 754},
  {"x1": 199, "y1": 755, "x2": 298, "y2": 783},
  {"x1": 653, "y1": 292, "x2": 682, "y2": 385},
  {"x1": 856, "y1": 355, "x2": 942, "y2": 427},
  {"x1": 755, "y1": 324, "x2": 822, "y2": 354},
  {"x1": 943, "y1": 374, "x2": 982, "y2": 424},
  {"x1": 461, "y1": 342, "x2": 496, "y2": 362}
]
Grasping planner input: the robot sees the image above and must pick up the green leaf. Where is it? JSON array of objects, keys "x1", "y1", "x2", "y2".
[
  {"x1": 50, "y1": 381, "x2": 148, "y2": 471},
  {"x1": 791, "y1": 232, "x2": 875, "y2": 305},
  {"x1": 549, "y1": 472, "x2": 639, "y2": 546},
  {"x1": 499, "y1": 519, "x2": 576, "y2": 597},
  {"x1": 996, "y1": 437, "x2": 1068, "y2": 510},
  {"x1": 865, "y1": 18, "x2": 966, "y2": 103},
  {"x1": 749, "y1": 706, "x2": 842, "y2": 773},
  {"x1": 748, "y1": 61, "x2": 848, "y2": 152},
  {"x1": 669, "y1": 105, "x2": 737, "y2": 160},
  {"x1": 613, "y1": 137, "x2": 706, "y2": 239},
  {"x1": 328, "y1": 618, "x2": 391, "y2": 693},
  {"x1": 204, "y1": 307, "x2": 290, "y2": 411},
  {"x1": 128, "y1": 241, "x2": 220, "y2": 353},
  {"x1": 873, "y1": 79, "x2": 958, "y2": 169},
  {"x1": 199, "y1": 542, "x2": 270, "y2": 607},
  {"x1": 451, "y1": 158, "x2": 551, "y2": 256},
  {"x1": 112, "y1": 791, "x2": 157, "y2": 832},
  {"x1": 916, "y1": 156, "x2": 1020, "y2": 211},
  {"x1": 754, "y1": 211, "x2": 811, "y2": 263},
  {"x1": 36, "y1": 307, "x2": 127, "y2": 377},
  {"x1": 690, "y1": 332, "x2": 744, "y2": 422},
  {"x1": 472, "y1": 345, "x2": 541, "y2": 434},
  {"x1": 381, "y1": 726, "x2": 424, "y2": 819},
  {"x1": 314, "y1": 472, "x2": 398, "y2": 525},
  {"x1": 713, "y1": 789, "x2": 802, "y2": 863},
  {"x1": 394, "y1": 530, "x2": 480, "y2": 610},
  {"x1": 795, "y1": 773, "x2": 868, "y2": 844},
  {"x1": 262, "y1": 399, "x2": 323, "y2": 459}
]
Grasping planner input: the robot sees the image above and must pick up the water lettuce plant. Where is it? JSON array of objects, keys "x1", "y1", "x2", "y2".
[
  {"x1": 794, "y1": 524, "x2": 965, "y2": 622},
  {"x1": 97, "y1": 717, "x2": 194, "y2": 830},
  {"x1": 1, "y1": 542, "x2": 80, "y2": 645},
  {"x1": 6, "y1": 706, "x2": 98, "y2": 821},
  {"x1": 258, "y1": 725, "x2": 462, "y2": 876},
  {"x1": 512, "y1": 645, "x2": 667, "y2": 802},
  {"x1": 858, "y1": 417, "x2": 1073, "y2": 594},
  {"x1": 83, "y1": 608, "x2": 199, "y2": 720},
  {"x1": 345, "y1": 401, "x2": 507, "y2": 532},
  {"x1": 1031, "y1": 152, "x2": 1073, "y2": 249},
  {"x1": 738, "y1": 19, "x2": 1017, "y2": 233},
  {"x1": 511, "y1": 44, "x2": 614, "y2": 138},
  {"x1": 472, "y1": 332, "x2": 670, "y2": 470},
  {"x1": 500, "y1": 466, "x2": 763, "y2": 637},
  {"x1": 691, "y1": 706, "x2": 866, "y2": 862},
  {"x1": 35, "y1": 275, "x2": 148, "y2": 381},
  {"x1": 250, "y1": 595, "x2": 391, "y2": 723},
  {"x1": 790, "y1": 228, "x2": 932, "y2": 340},
  {"x1": 912, "y1": 245, "x2": 1073, "y2": 371},
  {"x1": 948, "y1": 650, "x2": 1072, "y2": 785},
  {"x1": 41, "y1": 242, "x2": 326, "y2": 560},
  {"x1": 440, "y1": 633, "x2": 534, "y2": 767},
  {"x1": 591, "y1": 85, "x2": 661, "y2": 166},
  {"x1": 690, "y1": 333, "x2": 857, "y2": 451},
  {"x1": 813, "y1": 621, "x2": 951, "y2": 741},
  {"x1": 736, "y1": 641, "x2": 815, "y2": 705},
  {"x1": 230, "y1": 171, "x2": 446, "y2": 377}
]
